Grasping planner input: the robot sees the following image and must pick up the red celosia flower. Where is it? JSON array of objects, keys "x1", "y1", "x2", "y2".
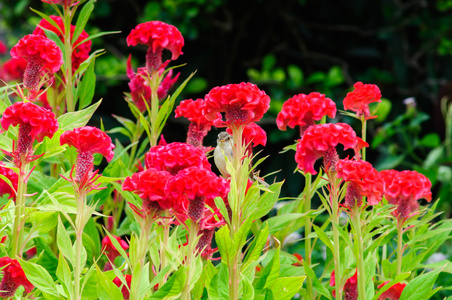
[
  {"x1": 292, "y1": 253, "x2": 303, "y2": 266},
  {"x1": 330, "y1": 270, "x2": 358, "y2": 300},
  {"x1": 0, "y1": 41, "x2": 6, "y2": 54},
  {"x1": 1, "y1": 102, "x2": 58, "y2": 162},
  {"x1": 0, "y1": 162, "x2": 18, "y2": 199},
  {"x1": 123, "y1": 168, "x2": 174, "y2": 214},
  {"x1": 126, "y1": 55, "x2": 179, "y2": 112},
  {"x1": 166, "y1": 167, "x2": 230, "y2": 221},
  {"x1": 60, "y1": 126, "x2": 114, "y2": 185},
  {"x1": 0, "y1": 58, "x2": 27, "y2": 82},
  {"x1": 343, "y1": 82, "x2": 381, "y2": 119},
  {"x1": 377, "y1": 281, "x2": 406, "y2": 300},
  {"x1": 33, "y1": 16, "x2": 91, "y2": 73},
  {"x1": 113, "y1": 275, "x2": 132, "y2": 300},
  {"x1": 336, "y1": 158, "x2": 385, "y2": 209},
  {"x1": 0, "y1": 257, "x2": 34, "y2": 297},
  {"x1": 204, "y1": 82, "x2": 271, "y2": 127},
  {"x1": 227, "y1": 122, "x2": 267, "y2": 148},
  {"x1": 127, "y1": 21, "x2": 184, "y2": 73},
  {"x1": 277, "y1": 92, "x2": 337, "y2": 136},
  {"x1": 380, "y1": 170, "x2": 432, "y2": 219},
  {"x1": 10, "y1": 34, "x2": 63, "y2": 92},
  {"x1": 41, "y1": 0, "x2": 78, "y2": 7},
  {"x1": 295, "y1": 123, "x2": 359, "y2": 175},
  {"x1": 102, "y1": 235, "x2": 129, "y2": 263},
  {"x1": 145, "y1": 142, "x2": 211, "y2": 175}
]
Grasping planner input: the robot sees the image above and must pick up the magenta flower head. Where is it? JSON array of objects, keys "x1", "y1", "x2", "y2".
[
  {"x1": 10, "y1": 34, "x2": 63, "y2": 94},
  {"x1": 0, "y1": 57, "x2": 27, "y2": 82},
  {"x1": 1, "y1": 102, "x2": 58, "y2": 165},
  {"x1": 0, "y1": 162, "x2": 18, "y2": 199},
  {"x1": 295, "y1": 123, "x2": 361, "y2": 175},
  {"x1": 127, "y1": 21, "x2": 184, "y2": 73},
  {"x1": 380, "y1": 170, "x2": 432, "y2": 220},
  {"x1": 336, "y1": 158, "x2": 385, "y2": 209},
  {"x1": 343, "y1": 82, "x2": 382, "y2": 119},
  {"x1": 277, "y1": 92, "x2": 337, "y2": 136},
  {"x1": 60, "y1": 126, "x2": 115, "y2": 187},
  {"x1": 204, "y1": 82, "x2": 271, "y2": 128},
  {"x1": 0, "y1": 257, "x2": 34, "y2": 297}
]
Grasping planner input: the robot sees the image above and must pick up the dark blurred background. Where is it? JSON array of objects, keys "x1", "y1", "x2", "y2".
[{"x1": 1, "y1": 0, "x2": 452, "y2": 212}]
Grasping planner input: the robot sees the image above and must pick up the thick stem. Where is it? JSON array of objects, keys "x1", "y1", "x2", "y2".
[
  {"x1": 63, "y1": 7, "x2": 74, "y2": 112},
  {"x1": 73, "y1": 191, "x2": 86, "y2": 300},
  {"x1": 351, "y1": 206, "x2": 365, "y2": 300},
  {"x1": 150, "y1": 71, "x2": 160, "y2": 147},
  {"x1": 181, "y1": 220, "x2": 199, "y2": 300},
  {"x1": 361, "y1": 116, "x2": 367, "y2": 161},
  {"x1": 11, "y1": 164, "x2": 29, "y2": 258},
  {"x1": 127, "y1": 120, "x2": 142, "y2": 170},
  {"x1": 159, "y1": 211, "x2": 170, "y2": 286},
  {"x1": 303, "y1": 173, "x2": 313, "y2": 299},
  {"x1": 330, "y1": 172, "x2": 343, "y2": 300},
  {"x1": 396, "y1": 220, "x2": 404, "y2": 275}
]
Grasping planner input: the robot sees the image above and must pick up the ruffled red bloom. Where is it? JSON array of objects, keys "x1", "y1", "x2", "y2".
[
  {"x1": 377, "y1": 281, "x2": 406, "y2": 300},
  {"x1": 343, "y1": 82, "x2": 381, "y2": 119},
  {"x1": 204, "y1": 82, "x2": 271, "y2": 127},
  {"x1": 295, "y1": 123, "x2": 359, "y2": 175},
  {"x1": 1, "y1": 102, "x2": 58, "y2": 160},
  {"x1": 60, "y1": 126, "x2": 114, "y2": 184},
  {"x1": 0, "y1": 257, "x2": 34, "y2": 297},
  {"x1": 102, "y1": 235, "x2": 129, "y2": 262},
  {"x1": 113, "y1": 275, "x2": 132, "y2": 300},
  {"x1": 126, "y1": 56, "x2": 179, "y2": 112},
  {"x1": 166, "y1": 167, "x2": 229, "y2": 221},
  {"x1": 145, "y1": 142, "x2": 211, "y2": 175},
  {"x1": 380, "y1": 170, "x2": 432, "y2": 219},
  {"x1": 0, "y1": 58, "x2": 27, "y2": 83},
  {"x1": 123, "y1": 168, "x2": 174, "y2": 213},
  {"x1": 330, "y1": 270, "x2": 358, "y2": 300},
  {"x1": 277, "y1": 92, "x2": 337, "y2": 136},
  {"x1": 227, "y1": 122, "x2": 267, "y2": 148},
  {"x1": 10, "y1": 34, "x2": 63, "y2": 92},
  {"x1": 0, "y1": 41, "x2": 6, "y2": 54},
  {"x1": 41, "y1": 0, "x2": 78, "y2": 6},
  {"x1": 33, "y1": 16, "x2": 91, "y2": 73},
  {"x1": 127, "y1": 21, "x2": 184, "y2": 72},
  {"x1": 0, "y1": 162, "x2": 18, "y2": 199},
  {"x1": 336, "y1": 158, "x2": 385, "y2": 208}
]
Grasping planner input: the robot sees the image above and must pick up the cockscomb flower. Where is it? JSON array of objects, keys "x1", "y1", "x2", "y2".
[
  {"x1": 226, "y1": 122, "x2": 267, "y2": 157},
  {"x1": 1, "y1": 102, "x2": 58, "y2": 166},
  {"x1": 343, "y1": 82, "x2": 381, "y2": 119},
  {"x1": 33, "y1": 16, "x2": 91, "y2": 73},
  {"x1": 175, "y1": 98, "x2": 221, "y2": 147},
  {"x1": 145, "y1": 142, "x2": 211, "y2": 175},
  {"x1": 60, "y1": 126, "x2": 114, "y2": 187},
  {"x1": 277, "y1": 92, "x2": 337, "y2": 136},
  {"x1": 102, "y1": 235, "x2": 129, "y2": 270},
  {"x1": 295, "y1": 123, "x2": 360, "y2": 175},
  {"x1": 113, "y1": 275, "x2": 132, "y2": 300},
  {"x1": 336, "y1": 158, "x2": 385, "y2": 209},
  {"x1": 204, "y1": 82, "x2": 271, "y2": 127},
  {"x1": 127, "y1": 21, "x2": 184, "y2": 73},
  {"x1": 330, "y1": 270, "x2": 358, "y2": 300},
  {"x1": 0, "y1": 257, "x2": 34, "y2": 297},
  {"x1": 380, "y1": 170, "x2": 432, "y2": 219},
  {"x1": 0, "y1": 57, "x2": 27, "y2": 82},
  {"x1": 10, "y1": 34, "x2": 63, "y2": 94},
  {"x1": 126, "y1": 56, "x2": 179, "y2": 112},
  {"x1": 0, "y1": 162, "x2": 18, "y2": 199},
  {"x1": 377, "y1": 281, "x2": 406, "y2": 300},
  {"x1": 41, "y1": 0, "x2": 78, "y2": 6},
  {"x1": 166, "y1": 167, "x2": 229, "y2": 221},
  {"x1": 0, "y1": 41, "x2": 6, "y2": 54},
  {"x1": 123, "y1": 168, "x2": 174, "y2": 215}
]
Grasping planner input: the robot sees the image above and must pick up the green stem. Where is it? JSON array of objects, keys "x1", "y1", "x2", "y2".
[
  {"x1": 150, "y1": 71, "x2": 160, "y2": 147},
  {"x1": 330, "y1": 172, "x2": 342, "y2": 300},
  {"x1": 127, "y1": 120, "x2": 142, "y2": 170},
  {"x1": 303, "y1": 173, "x2": 313, "y2": 299},
  {"x1": 159, "y1": 211, "x2": 170, "y2": 287},
  {"x1": 11, "y1": 164, "x2": 29, "y2": 258},
  {"x1": 396, "y1": 220, "x2": 404, "y2": 275},
  {"x1": 63, "y1": 7, "x2": 74, "y2": 112},
  {"x1": 361, "y1": 116, "x2": 367, "y2": 161},
  {"x1": 351, "y1": 205, "x2": 365, "y2": 300},
  {"x1": 74, "y1": 191, "x2": 86, "y2": 300},
  {"x1": 181, "y1": 220, "x2": 199, "y2": 300}
]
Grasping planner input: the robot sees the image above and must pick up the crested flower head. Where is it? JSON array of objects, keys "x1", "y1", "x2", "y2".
[
  {"x1": 33, "y1": 16, "x2": 91, "y2": 73},
  {"x1": 204, "y1": 82, "x2": 271, "y2": 127},
  {"x1": 102, "y1": 235, "x2": 129, "y2": 262},
  {"x1": 0, "y1": 57, "x2": 27, "y2": 82},
  {"x1": 377, "y1": 281, "x2": 406, "y2": 300},
  {"x1": 10, "y1": 34, "x2": 63, "y2": 92},
  {"x1": 330, "y1": 269, "x2": 358, "y2": 300},
  {"x1": 0, "y1": 162, "x2": 18, "y2": 199},
  {"x1": 0, "y1": 257, "x2": 34, "y2": 297},
  {"x1": 277, "y1": 92, "x2": 337, "y2": 136},
  {"x1": 343, "y1": 82, "x2": 381, "y2": 119},
  {"x1": 336, "y1": 158, "x2": 385, "y2": 208},
  {"x1": 227, "y1": 122, "x2": 267, "y2": 148},
  {"x1": 295, "y1": 123, "x2": 359, "y2": 175},
  {"x1": 380, "y1": 170, "x2": 432, "y2": 219}
]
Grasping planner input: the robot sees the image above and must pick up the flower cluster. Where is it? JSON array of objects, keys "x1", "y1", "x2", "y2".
[
  {"x1": 0, "y1": 57, "x2": 27, "y2": 83},
  {"x1": 343, "y1": 82, "x2": 381, "y2": 119},
  {"x1": 0, "y1": 257, "x2": 34, "y2": 297}
]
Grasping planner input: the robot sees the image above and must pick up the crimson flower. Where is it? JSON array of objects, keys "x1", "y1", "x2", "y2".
[
  {"x1": 102, "y1": 235, "x2": 129, "y2": 270},
  {"x1": 33, "y1": 16, "x2": 91, "y2": 73},
  {"x1": 145, "y1": 142, "x2": 211, "y2": 175},
  {"x1": 227, "y1": 122, "x2": 267, "y2": 148},
  {"x1": 380, "y1": 170, "x2": 432, "y2": 219},
  {"x1": 60, "y1": 126, "x2": 114, "y2": 187},
  {"x1": 295, "y1": 123, "x2": 360, "y2": 175},
  {"x1": 336, "y1": 158, "x2": 385, "y2": 209},
  {"x1": 113, "y1": 275, "x2": 132, "y2": 300},
  {"x1": 0, "y1": 58, "x2": 27, "y2": 82},
  {"x1": 0, "y1": 257, "x2": 34, "y2": 297},
  {"x1": 343, "y1": 82, "x2": 381, "y2": 119},
  {"x1": 0, "y1": 41, "x2": 6, "y2": 54},
  {"x1": 127, "y1": 21, "x2": 184, "y2": 73},
  {"x1": 377, "y1": 281, "x2": 406, "y2": 300},
  {"x1": 10, "y1": 34, "x2": 63, "y2": 93},
  {"x1": 204, "y1": 82, "x2": 271, "y2": 127},
  {"x1": 277, "y1": 92, "x2": 337, "y2": 136},
  {"x1": 0, "y1": 162, "x2": 18, "y2": 199},
  {"x1": 41, "y1": 0, "x2": 78, "y2": 7},
  {"x1": 330, "y1": 269, "x2": 358, "y2": 300}
]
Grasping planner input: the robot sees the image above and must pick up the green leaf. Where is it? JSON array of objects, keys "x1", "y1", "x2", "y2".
[
  {"x1": 30, "y1": 211, "x2": 58, "y2": 233},
  {"x1": 73, "y1": 31, "x2": 121, "y2": 49},
  {"x1": 303, "y1": 262, "x2": 332, "y2": 299},
  {"x1": 270, "y1": 276, "x2": 306, "y2": 300},
  {"x1": 215, "y1": 225, "x2": 235, "y2": 265},
  {"x1": 232, "y1": 217, "x2": 253, "y2": 253},
  {"x1": 96, "y1": 266, "x2": 123, "y2": 300},
  {"x1": 241, "y1": 273, "x2": 255, "y2": 299},
  {"x1": 35, "y1": 237, "x2": 59, "y2": 280},
  {"x1": 207, "y1": 263, "x2": 229, "y2": 300},
  {"x1": 19, "y1": 258, "x2": 60, "y2": 297},
  {"x1": 77, "y1": 59, "x2": 96, "y2": 109},
  {"x1": 244, "y1": 223, "x2": 269, "y2": 263},
  {"x1": 56, "y1": 254, "x2": 72, "y2": 298},
  {"x1": 255, "y1": 247, "x2": 280, "y2": 292},
  {"x1": 57, "y1": 216, "x2": 75, "y2": 266},
  {"x1": 72, "y1": 0, "x2": 95, "y2": 44},
  {"x1": 149, "y1": 266, "x2": 187, "y2": 299},
  {"x1": 250, "y1": 181, "x2": 283, "y2": 220},
  {"x1": 58, "y1": 99, "x2": 102, "y2": 131},
  {"x1": 373, "y1": 272, "x2": 411, "y2": 300},
  {"x1": 399, "y1": 267, "x2": 443, "y2": 300},
  {"x1": 312, "y1": 224, "x2": 334, "y2": 252},
  {"x1": 264, "y1": 213, "x2": 307, "y2": 235}
]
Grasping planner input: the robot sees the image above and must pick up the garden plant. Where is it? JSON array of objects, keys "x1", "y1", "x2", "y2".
[{"x1": 0, "y1": 0, "x2": 450, "y2": 299}]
